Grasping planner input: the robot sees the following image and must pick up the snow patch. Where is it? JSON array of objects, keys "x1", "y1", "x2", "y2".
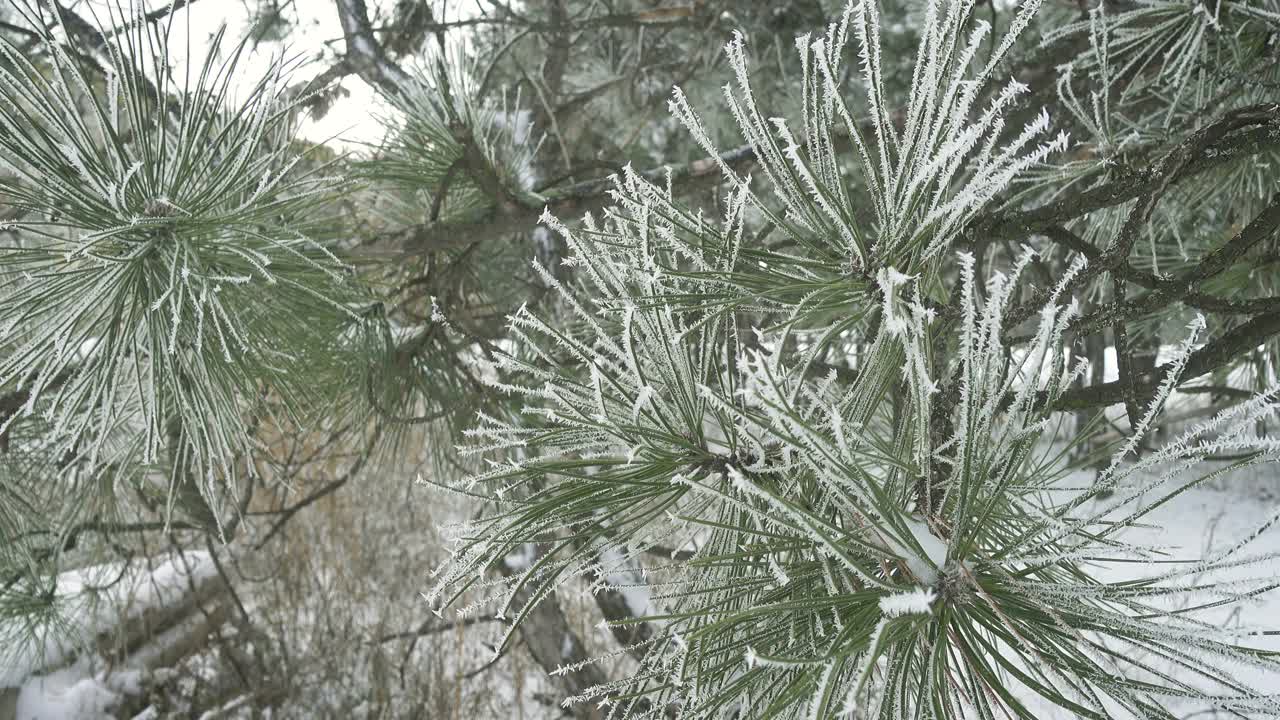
[
  {"x1": 503, "y1": 543, "x2": 538, "y2": 573},
  {"x1": 874, "y1": 267, "x2": 915, "y2": 336},
  {"x1": 888, "y1": 517, "x2": 947, "y2": 585},
  {"x1": 1, "y1": 552, "x2": 213, "y2": 689},
  {"x1": 598, "y1": 548, "x2": 654, "y2": 617},
  {"x1": 878, "y1": 587, "x2": 936, "y2": 617},
  {"x1": 15, "y1": 661, "x2": 141, "y2": 720}
]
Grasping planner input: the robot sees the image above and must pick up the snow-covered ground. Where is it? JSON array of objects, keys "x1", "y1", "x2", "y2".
[
  {"x1": 2, "y1": 552, "x2": 213, "y2": 720},
  {"x1": 1017, "y1": 463, "x2": 1280, "y2": 718}
]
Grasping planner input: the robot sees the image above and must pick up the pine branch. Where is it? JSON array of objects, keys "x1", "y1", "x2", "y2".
[
  {"x1": 333, "y1": 0, "x2": 414, "y2": 96},
  {"x1": 422, "y1": 3, "x2": 1280, "y2": 716},
  {"x1": 374, "y1": 614, "x2": 502, "y2": 644},
  {"x1": 362, "y1": 143, "x2": 757, "y2": 255},
  {"x1": 1033, "y1": 198, "x2": 1280, "y2": 340},
  {"x1": 1005, "y1": 189, "x2": 1280, "y2": 343},
  {"x1": 1050, "y1": 311, "x2": 1280, "y2": 411},
  {"x1": 989, "y1": 193, "x2": 1280, "y2": 413},
  {"x1": 971, "y1": 119, "x2": 1280, "y2": 248},
  {"x1": 998, "y1": 105, "x2": 1280, "y2": 331}
]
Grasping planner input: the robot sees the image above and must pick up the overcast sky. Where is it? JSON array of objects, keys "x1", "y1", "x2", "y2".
[{"x1": 171, "y1": 0, "x2": 386, "y2": 149}]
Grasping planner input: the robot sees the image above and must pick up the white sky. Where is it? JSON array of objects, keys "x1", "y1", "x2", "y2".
[{"x1": 171, "y1": 0, "x2": 385, "y2": 149}]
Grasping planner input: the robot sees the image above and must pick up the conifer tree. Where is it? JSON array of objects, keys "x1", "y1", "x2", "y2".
[{"x1": 2, "y1": 0, "x2": 1280, "y2": 717}]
